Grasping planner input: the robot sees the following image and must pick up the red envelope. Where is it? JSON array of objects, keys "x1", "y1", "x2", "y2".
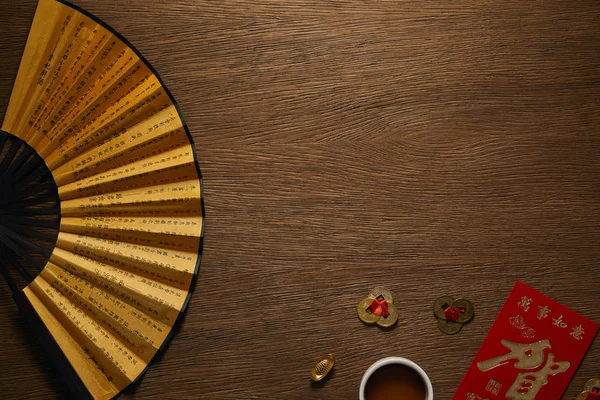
[{"x1": 453, "y1": 281, "x2": 599, "y2": 400}]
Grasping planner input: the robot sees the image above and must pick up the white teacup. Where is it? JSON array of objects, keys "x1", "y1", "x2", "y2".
[{"x1": 359, "y1": 357, "x2": 434, "y2": 400}]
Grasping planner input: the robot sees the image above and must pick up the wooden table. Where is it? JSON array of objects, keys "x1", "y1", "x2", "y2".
[{"x1": 1, "y1": 0, "x2": 599, "y2": 398}]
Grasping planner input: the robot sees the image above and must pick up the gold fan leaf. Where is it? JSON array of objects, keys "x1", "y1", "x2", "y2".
[{"x1": 0, "y1": 0, "x2": 204, "y2": 398}]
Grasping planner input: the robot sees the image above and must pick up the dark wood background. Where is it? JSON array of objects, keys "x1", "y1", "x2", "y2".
[{"x1": 1, "y1": 0, "x2": 599, "y2": 398}]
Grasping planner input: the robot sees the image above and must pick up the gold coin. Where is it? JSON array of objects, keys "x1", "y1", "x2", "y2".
[
  {"x1": 437, "y1": 318, "x2": 463, "y2": 335},
  {"x1": 376, "y1": 302, "x2": 399, "y2": 328},
  {"x1": 433, "y1": 296, "x2": 456, "y2": 320},
  {"x1": 357, "y1": 297, "x2": 380, "y2": 324},
  {"x1": 452, "y1": 299, "x2": 475, "y2": 324},
  {"x1": 584, "y1": 378, "x2": 600, "y2": 392},
  {"x1": 311, "y1": 354, "x2": 335, "y2": 382},
  {"x1": 369, "y1": 286, "x2": 394, "y2": 303}
]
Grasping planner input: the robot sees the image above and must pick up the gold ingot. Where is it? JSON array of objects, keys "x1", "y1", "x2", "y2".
[
  {"x1": 433, "y1": 296, "x2": 455, "y2": 320},
  {"x1": 369, "y1": 286, "x2": 394, "y2": 303},
  {"x1": 437, "y1": 318, "x2": 463, "y2": 335},
  {"x1": 576, "y1": 393, "x2": 590, "y2": 400},
  {"x1": 357, "y1": 297, "x2": 380, "y2": 324},
  {"x1": 453, "y1": 299, "x2": 475, "y2": 324},
  {"x1": 376, "y1": 302, "x2": 399, "y2": 328},
  {"x1": 584, "y1": 378, "x2": 600, "y2": 392},
  {"x1": 311, "y1": 354, "x2": 335, "y2": 382}
]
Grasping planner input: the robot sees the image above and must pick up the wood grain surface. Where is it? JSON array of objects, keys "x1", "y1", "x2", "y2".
[{"x1": 1, "y1": 0, "x2": 599, "y2": 399}]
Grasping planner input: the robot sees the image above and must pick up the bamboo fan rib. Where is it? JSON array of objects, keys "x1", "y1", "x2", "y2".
[{"x1": 0, "y1": 0, "x2": 204, "y2": 399}]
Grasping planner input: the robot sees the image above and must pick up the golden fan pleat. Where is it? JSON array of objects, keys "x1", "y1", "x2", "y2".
[{"x1": 0, "y1": 0, "x2": 204, "y2": 398}]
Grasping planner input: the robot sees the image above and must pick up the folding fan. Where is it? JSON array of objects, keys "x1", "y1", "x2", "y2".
[{"x1": 0, "y1": 0, "x2": 204, "y2": 398}]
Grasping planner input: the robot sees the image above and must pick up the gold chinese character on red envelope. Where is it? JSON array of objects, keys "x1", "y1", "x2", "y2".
[{"x1": 453, "y1": 282, "x2": 599, "y2": 400}]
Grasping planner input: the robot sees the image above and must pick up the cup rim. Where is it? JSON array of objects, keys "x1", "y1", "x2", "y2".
[{"x1": 359, "y1": 356, "x2": 433, "y2": 400}]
